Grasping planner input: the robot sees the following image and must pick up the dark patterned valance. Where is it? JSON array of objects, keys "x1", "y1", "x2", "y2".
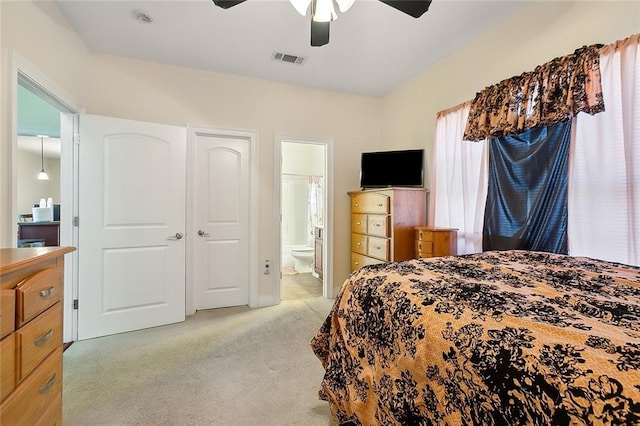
[{"x1": 463, "y1": 44, "x2": 604, "y2": 141}]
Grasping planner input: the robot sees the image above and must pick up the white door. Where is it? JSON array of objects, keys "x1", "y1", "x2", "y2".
[
  {"x1": 77, "y1": 114, "x2": 186, "y2": 340},
  {"x1": 194, "y1": 133, "x2": 250, "y2": 309}
]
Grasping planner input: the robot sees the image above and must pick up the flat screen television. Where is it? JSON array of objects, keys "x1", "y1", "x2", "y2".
[{"x1": 360, "y1": 149, "x2": 424, "y2": 188}]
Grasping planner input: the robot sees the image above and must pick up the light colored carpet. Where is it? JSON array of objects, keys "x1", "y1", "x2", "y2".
[
  {"x1": 63, "y1": 295, "x2": 336, "y2": 425},
  {"x1": 281, "y1": 273, "x2": 323, "y2": 301}
]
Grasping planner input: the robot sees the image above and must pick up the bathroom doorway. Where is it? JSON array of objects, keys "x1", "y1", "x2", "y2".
[{"x1": 278, "y1": 138, "x2": 331, "y2": 301}]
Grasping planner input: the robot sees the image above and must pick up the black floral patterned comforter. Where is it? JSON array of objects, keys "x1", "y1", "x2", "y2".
[{"x1": 311, "y1": 250, "x2": 640, "y2": 425}]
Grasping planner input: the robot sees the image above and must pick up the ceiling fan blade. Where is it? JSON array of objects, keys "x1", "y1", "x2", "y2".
[
  {"x1": 311, "y1": 21, "x2": 330, "y2": 47},
  {"x1": 378, "y1": 0, "x2": 433, "y2": 18},
  {"x1": 212, "y1": 0, "x2": 247, "y2": 9}
]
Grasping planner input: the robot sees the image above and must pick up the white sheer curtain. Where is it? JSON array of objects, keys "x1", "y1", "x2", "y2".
[
  {"x1": 307, "y1": 176, "x2": 323, "y2": 245},
  {"x1": 569, "y1": 34, "x2": 640, "y2": 266},
  {"x1": 430, "y1": 102, "x2": 488, "y2": 254}
]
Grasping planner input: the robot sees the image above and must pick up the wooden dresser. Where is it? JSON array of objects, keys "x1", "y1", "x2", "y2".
[
  {"x1": 415, "y1": 226, "x2": 458, "y2": 258},
  {"x1": 17, "y1": 222, "x2": 61, "y2": 247},
  {"x1": 0, "y1": 246, "x2": 74, "y2": 425},
  {"x1": 349, "y1": 188, "x2": 427, "y2": 272}
]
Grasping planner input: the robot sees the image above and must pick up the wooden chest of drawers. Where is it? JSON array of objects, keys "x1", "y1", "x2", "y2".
[
  {"x1": 415, "y1": 226, "x2": 458, "y2": 258},
  {"x1": 349, "y1": 188, "x2": 427, "y2": 272},
  {"x1": 0, "y1": 247, "x2": 74, "y2": 426}
]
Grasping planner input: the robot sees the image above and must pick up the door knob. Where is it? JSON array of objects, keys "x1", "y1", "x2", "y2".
[
  {"x1": 167, "y1": 232, "x2": 184, "y2": 240},
  {"x1": 197, "y1": 229, "x2": 210, "y2": 237}
]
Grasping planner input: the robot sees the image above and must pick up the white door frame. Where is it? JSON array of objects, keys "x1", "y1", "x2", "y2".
[
  {"x1": 274, "y1": 133, "x2": 334, "y2": 301},
  {"x1": 5, "y1": 53, "x2": 84, "y2": 342},
  {"x1": 186, "y1": 126, "x2": 259, "y2": 314}
]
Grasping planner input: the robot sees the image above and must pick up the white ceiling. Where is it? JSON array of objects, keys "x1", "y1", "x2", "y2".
[{"x1": 55, "y1": 0, "x2": 531, "y2": 97}]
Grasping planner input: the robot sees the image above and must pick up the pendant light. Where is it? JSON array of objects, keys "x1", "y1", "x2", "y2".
[{"x1": 37, "y1": 135, "x2": 49, "y2": 181}]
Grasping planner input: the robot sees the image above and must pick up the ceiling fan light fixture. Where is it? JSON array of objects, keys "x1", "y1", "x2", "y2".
[
  {"x1": 213, "y1": 0, "x2": 432, "y2": 47},
  {"x1": 312, "y1": 0, "x2": 337, "y2": 22}
]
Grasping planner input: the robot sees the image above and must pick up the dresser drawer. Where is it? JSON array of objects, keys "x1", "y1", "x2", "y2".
[
  {"x1": 0, "y1": 347, "x2": 62, "y2": 426},
  {"x1": 351, "y1": 234, "x2": 367, "y2": 255},
  {"x1": 415, "y1": 227, "x2": 458, "y2": 258},
  {"x1": 35, "y1": 393, "x2": 62, "y2": 426},
  {"x1": 351, "y1": 214, "x2": 367, "y2": 234},
  {"x1": 367, "y1": 237, "x2": 389, "y2": 261},
  {"x1": 16, "y1": 268, "x2": 63, "y2": 327},
  {"x1": 17, "y1": 303, "x2": 62, "y2": 382},
  {"x1": 351, "y1": 253, "x2": 385, "y2": 271},
  {"x1": 1, "y1": 290, "x2": 16, "y2": 339},
  {"x1": 367, "y1": 215, "x2": 389, "y2": 238},
  {"x1": 1, "y1": 333, "x2": 16, "y2": 401},
  {"x1": 416, "y1": 240, "x2": 433, "y2": 257},
  {"x1": 351, "y1": 193, "x2": 390, "y2": 214},
  {"x1": 416, "y1": 228, "x2": 434, "y2": 242}
]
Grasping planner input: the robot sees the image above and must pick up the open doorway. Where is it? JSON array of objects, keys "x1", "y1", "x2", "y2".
[
  {"x1": 280, "y1": 141, "x2": 324, "y2": 300},
  {"x1": 9, "y1": 57, "x2": 82, "y2": 342},
  {"x1": 16, "y1": 78, "x2": 63, "y2": 247},
  {"x1": 276, "y1": 136, "x2": 333, "y2": 302}
]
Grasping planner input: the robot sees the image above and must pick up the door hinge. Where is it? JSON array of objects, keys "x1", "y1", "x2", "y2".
[
  {"x1": 73, "y1": 299, "x2": 79, "y2": 310},
  {"x1": 73, "y1": 216, "x2": 79, "y2": 227}
]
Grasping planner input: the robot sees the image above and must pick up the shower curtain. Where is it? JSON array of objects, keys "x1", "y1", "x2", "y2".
[{"x1": 308, "y1": 176, "x2": 323, "y2": 246}]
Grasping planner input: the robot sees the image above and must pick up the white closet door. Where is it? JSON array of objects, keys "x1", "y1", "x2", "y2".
[
  {"x1": 77, "y1": 114, "x2": 186, "y2": 340},
  {"x1": 193, "y1": 132, "x2": 250, "y2": 310}
]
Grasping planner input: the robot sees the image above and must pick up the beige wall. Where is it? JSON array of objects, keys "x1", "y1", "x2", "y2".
[
  {"x1": 0, "y1": 1, "x2": 7, "y2": 246},
  {"x1": 381, "y1": 0, "x2": 640, "y2": 190},
  {"x1": 1, "y1": 1, "x2": 382, "y2": 298}
]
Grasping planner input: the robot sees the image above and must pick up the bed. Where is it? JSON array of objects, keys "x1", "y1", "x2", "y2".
[{"x1": 311, "y1": 250, "x2": 640, "y2": 425}]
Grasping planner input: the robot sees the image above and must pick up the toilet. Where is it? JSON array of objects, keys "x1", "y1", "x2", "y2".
[{"x1": 291, "y1": 247, "x2": 314, "y2": 273}]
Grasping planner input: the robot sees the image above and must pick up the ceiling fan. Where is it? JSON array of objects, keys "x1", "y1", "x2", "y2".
[{"x1": 211, "y1": 0, "x2": 433, "y2": 47}]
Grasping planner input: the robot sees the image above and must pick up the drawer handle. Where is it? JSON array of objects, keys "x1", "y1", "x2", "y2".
[
  {"x1": 356, "y1": 242, "x2": 361, "y2": 246},
  {"x1": 354, "y1": 203, "x2": 359, "y2": 207},
  {"x1": 373, "y1": 246, "x2": 382, "y2": 250},
  {"x1": 35, "y1": 329, "x2": 54, "y2": 346},
  {"x1": 354, "y1": 261, "x2": 359, "y2": 265},
  {"x1": 374, "y1": 223, "x2": 381, "y2": 227},
  {"x1": 39, "y1": 373, "x2": 57, "y2": 394},
  {"x1": 356, "y1": 222, "x2": 361, "y2": 225},
  {"x1": 40, "y1": 287, "x2": 55, "y2": 298},
  {"x1": 377, "y1": 203, "x2": 383, "y2": 207}
]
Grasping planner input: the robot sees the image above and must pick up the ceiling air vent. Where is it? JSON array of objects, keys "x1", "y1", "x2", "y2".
[{"x1": 273, "y1": 52, "x2": 305, "y2": 65}]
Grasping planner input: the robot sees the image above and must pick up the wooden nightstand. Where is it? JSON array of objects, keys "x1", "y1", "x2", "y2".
[{"x1": 415, "y1": 226, "x2": 458, "y2": 258}]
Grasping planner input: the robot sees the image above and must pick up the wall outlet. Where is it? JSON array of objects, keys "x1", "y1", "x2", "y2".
[{"x1": 264, "y1": 259, "x2": 270, "y2": 274}]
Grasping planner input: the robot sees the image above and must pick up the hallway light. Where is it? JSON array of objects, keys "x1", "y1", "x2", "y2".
[{"x1": 37, "y1": 135, "x2": 49, "y2": 181}]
